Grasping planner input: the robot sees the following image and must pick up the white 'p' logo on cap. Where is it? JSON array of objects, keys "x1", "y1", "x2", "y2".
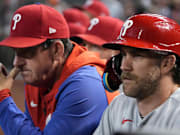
[
  {"x1": 121, "y1": 20, "x2": 133, "y2": 36},
  {"x1": 12, "y1": 13, "x2": 22, "y2": 30},
  {"x1": 117, "y1": 20, "x2": 133, "y2": 40},
  {"x1": 88, "y1": 18, "x2": 99, "y2": 31}
]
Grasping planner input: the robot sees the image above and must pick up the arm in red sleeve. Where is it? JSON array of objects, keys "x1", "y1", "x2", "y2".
[{"x1": 0, "y1": 89, "x2": 11, "y2": 102}]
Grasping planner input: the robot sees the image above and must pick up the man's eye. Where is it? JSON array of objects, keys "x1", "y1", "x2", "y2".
[
  {"x1": 15, "y1": 48, "x2": 37, "y2": 58},
  {"x1": 120, "y1": 52, "x2": 126, "y2": 56},
  {"x1": 132, "y1": 53, "x2": 144, "y2": 57}
]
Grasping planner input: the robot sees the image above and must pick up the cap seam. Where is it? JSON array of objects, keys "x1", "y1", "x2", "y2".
[{"x1": 40, "y1": 5, "x2": 43, "y2": 38}]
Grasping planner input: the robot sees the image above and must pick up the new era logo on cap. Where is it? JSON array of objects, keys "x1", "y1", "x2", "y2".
[{"x1": 49, "y1": 27, "x2": 56, "y2": 34}]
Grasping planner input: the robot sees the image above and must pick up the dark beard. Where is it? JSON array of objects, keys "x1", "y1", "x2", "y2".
[
  {"x1": 136, "y1": 74, "x2": 160, "y2": 101},
  {"x1": 121, "y1": 71, "x2": 161, "y2": 101}
]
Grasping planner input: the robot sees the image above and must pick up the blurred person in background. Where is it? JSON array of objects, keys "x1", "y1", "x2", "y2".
[
  {"x1": 75, "y1": 16, "x2": 124, "y2": 60},
  {"x1": 170, "y1": 0, "x2": 180, "y2": 24},
  {"x1": 62, "y1": 7, "x2": 90, "y2": 45},
  {"x1": 75, "y1": 0, "x2": 110, "y2": 19},
  {"x1": 149, "y1": 0, "x2": 171, "y2": 18},
  {"x1": 46, "y1": 0, "x2": 72, "y2": 13},
  {"x1": 102, "y1": 0, "x2": 124, "y2": 19}
]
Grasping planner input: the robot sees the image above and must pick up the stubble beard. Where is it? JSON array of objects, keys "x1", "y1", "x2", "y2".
[{"x1": 122, "y1": 70, "x2": 161, "y2": 101}]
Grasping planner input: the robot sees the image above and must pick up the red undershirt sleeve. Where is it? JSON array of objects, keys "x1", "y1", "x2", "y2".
[{"x1": 0, "y1": 89, "x2": 11, "y2": 102}]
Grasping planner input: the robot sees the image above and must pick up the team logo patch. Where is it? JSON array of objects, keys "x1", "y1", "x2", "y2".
[
  {"x1": 122, "y1": 119, "x2": 133, "y2": 124},
  {"x1": 46, "y1": 113, "x2": 52, "y2": 125},
  {"x1": 30, "y1": 100, "x2": 38, "y2": 108},
  {"x1": 117, "y1": 20, "x2": 133, "y2": 40},
  {"x1": 49, "y1": 27, "x2": 56, "y2": 34},
  {"x1": 12, "y1": 13, "x2": 22, "y2": 30},
  {"x1": 88, "y1": 18, "x2": 99, "y2": 31}
]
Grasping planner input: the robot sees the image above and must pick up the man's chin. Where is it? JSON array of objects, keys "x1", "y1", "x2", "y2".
[
  {"x1": 123, "y1": 87, "x2": 137, "y2": 98},
  {"x1": 22, "y1": 78, "x2": 35, "y2": 85},
  {"x1": 23, "y1": 80, "x2": 33, "y2": 85}
]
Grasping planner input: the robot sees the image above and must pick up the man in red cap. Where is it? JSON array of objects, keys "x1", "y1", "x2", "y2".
[
  {"x1": 0, "y1": 4, "x2": 111, "y2": 135},
  {"x1": 94, "y1": 13, "x2": 180, "y2": 134},
  {"x1": 62, "y1": 8, "x2": 90, "y2": 37},
  {"x1": 76, "y1": 16, "x2": 124, "y2": 60},
  {"x1": 77, "y1": 0, "x2": 110, "y2": 19}
]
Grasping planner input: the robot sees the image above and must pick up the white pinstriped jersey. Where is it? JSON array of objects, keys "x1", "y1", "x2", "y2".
[{"x1": 93, "y1": 88, "x2": 180, "y2": 135}]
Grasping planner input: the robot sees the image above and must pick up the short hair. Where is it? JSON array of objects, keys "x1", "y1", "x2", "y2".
[
  {"x1": 45, "y1": 38, "x2": 73, "y2": 59},
  {"x1": 60, "y1": 38, "x2": 74, "y2": 58},
  {"x1": 171, "y1": 55, "x2": 180, "y2": 85}
]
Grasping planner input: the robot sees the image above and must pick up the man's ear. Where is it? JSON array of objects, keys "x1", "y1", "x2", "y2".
[
  {"x1": 160, "y1": 55, "x2": 176, "y2": 74},
  {"x1": 51, "y1": 40, "x2": 65, "y2": 61}
]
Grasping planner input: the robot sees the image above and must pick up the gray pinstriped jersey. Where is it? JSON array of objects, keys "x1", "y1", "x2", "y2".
[{"x1": 93, "y1": 88, "x2": 180, "y2": 135}]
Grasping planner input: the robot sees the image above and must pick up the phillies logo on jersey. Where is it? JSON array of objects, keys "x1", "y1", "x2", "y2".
[
  {"x1": 117, "y1": 20, "x2": 133, "y2": 40},
  {"x1": 12, "y1": 13, "x2": 22, "y2": 30},
  {"x1": 122, "y1": 119, "x2": 133, "y2": 124}
]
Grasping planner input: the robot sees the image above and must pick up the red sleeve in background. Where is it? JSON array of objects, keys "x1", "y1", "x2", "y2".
[{"x1": 0, "y1": 89, "x2": 11, "y2": 102}]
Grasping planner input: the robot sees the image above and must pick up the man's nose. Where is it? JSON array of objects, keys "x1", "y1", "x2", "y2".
[
  {"x1": 13, "y1": 55, "x2": 26, "y2": 67},
  {"x1": 120, "y1": 55, "x2": 133, "y2": 72}
]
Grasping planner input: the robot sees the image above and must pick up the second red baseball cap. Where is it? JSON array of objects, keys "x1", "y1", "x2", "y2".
[
  {"x1": 0, "y1": 4, "x2": 70, "y2": 48},
  {"x1": 68, "y1": 22, "x2": 87, "y2": 37},
  {"x1": 76, "y1": 16, "x2": 124, "y2": 46},
  {"x1": 82, "y1": 0, "x2": 110, "y2": 17},
  {"x1": 63, "y1": 8, "x2": 90, "y2": 28}
]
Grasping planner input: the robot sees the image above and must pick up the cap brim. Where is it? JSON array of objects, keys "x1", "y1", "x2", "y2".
[
  {"x1": 76, "y1": 34, "x2": 106, "y2": 46},
  {"x1": 103, "y1": 42, "x2": 122, "y2": 50},
  {"x1": 0, "y1": 36, "x2": 47, "y2": 48},
  {"x1": 103, "y1": 38, "x2": 171, "y2": 52}
]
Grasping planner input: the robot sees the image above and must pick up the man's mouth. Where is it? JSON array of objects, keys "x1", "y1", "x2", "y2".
[
  {"x1": 121, "y1": 76, "x2": 133, "y2": 81},
  {"x1": 122, "y1": 78, "x2": 134, "y2": 83},
  {"x1": 121, "y1": 72, "x2": 137, "y2": 81},
  {"x1": 20, "y1": 69, "x2": 30, "y2": 74}
]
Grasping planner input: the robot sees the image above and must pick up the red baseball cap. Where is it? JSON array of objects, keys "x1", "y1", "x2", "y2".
[
  {"x1": 68, "y1": 22, "x2": 87, "y2": 37},
  {"x1": 63, "y1": 8, "x2": 90, "y2": 28},
  {"x1": 76, "y1": 16, "x2": 124, "y2": 46},
  {"x1": 82, "y1": 0, "x2": 110, "y2": 17},
  {"x1": 103, "y1": 14, "x2": 180, "y2": 57},
  {"x1": 0, "y1": 4, "x2": 70, "y2": 48}
]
